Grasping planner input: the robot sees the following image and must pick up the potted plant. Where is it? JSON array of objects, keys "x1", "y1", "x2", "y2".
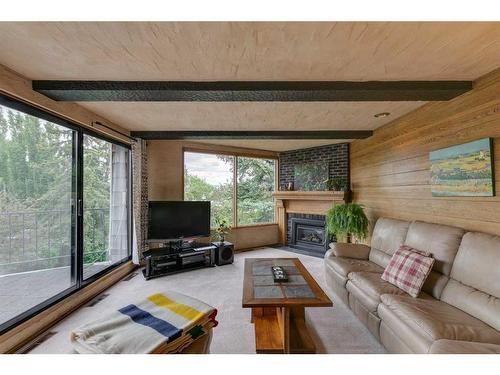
[
  {"x1": 326, "y1": 178, "x2": 347, "y2": 191},
  {"x1": 325, "y1": 203, "x2": 369, "y2": 243},
  {"x1": 213, "y1": 216, "x2": 232, "y2": 244}
]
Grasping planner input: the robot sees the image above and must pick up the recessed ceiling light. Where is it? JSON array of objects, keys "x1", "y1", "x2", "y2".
[{"x1": 374, "y1": 112, "x2": 391, "y2": 118}]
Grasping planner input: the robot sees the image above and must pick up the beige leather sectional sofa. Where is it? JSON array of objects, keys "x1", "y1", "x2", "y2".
[{"x1": 324, "y1": 217, "x2": 500, "y2": 354}]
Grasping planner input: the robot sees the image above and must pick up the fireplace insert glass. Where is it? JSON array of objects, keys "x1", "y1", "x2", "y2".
[
  {"x1": 289, "y1": 217, "x2": 329, "y2": 256},
  {"x1": 296, "y1": 226, "x2": 325, "y2": 245}
]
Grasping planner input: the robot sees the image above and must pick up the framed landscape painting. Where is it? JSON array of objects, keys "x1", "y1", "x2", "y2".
[
  {"x1": 430, "y1": 138, "x2": 495, "y2": 197},
  {"x1": 294, "y1": 162, "x2": 328, "y2": 191}
]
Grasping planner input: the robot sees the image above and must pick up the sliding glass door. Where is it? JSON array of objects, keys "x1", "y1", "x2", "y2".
[
  {"x1": 83, "y1": 135, "x2": 130, "y2": 280},
  {"x1": 0, "y1": 101, "x2": 77, "y2": 330},
  {"x1": 0, "y1": 95, "x2": 131, "y2": 333}
]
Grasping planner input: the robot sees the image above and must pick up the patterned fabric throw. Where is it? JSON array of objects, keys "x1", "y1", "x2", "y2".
[
  {"x1": 70, "y1": 291, "x2": 218, "y2": 354},
  {"x1": 381, "y1": 245, "x2": 435, "y2": 298}
]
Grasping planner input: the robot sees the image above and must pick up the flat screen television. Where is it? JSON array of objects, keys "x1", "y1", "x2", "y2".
[{"x1": 148, "y1": 201, "x2": 211, "y2": 240}]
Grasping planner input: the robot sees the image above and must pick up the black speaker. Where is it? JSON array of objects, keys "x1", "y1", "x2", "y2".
[{"x1": 212, "y1": 241, "x2": 234, "y2": 266}]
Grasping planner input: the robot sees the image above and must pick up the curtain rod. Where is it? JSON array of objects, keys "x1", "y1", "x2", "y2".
[{"x1": 92, "y1": 121, "x2": 138, "y2": 142}]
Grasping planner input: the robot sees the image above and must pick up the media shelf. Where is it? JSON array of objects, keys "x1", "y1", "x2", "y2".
[{"x1": 142, "y1": 243, "x2": 216, "y2": 280}]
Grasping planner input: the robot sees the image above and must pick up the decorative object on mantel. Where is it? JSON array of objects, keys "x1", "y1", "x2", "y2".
[
  {"x1": 430, "y1": 138, "x2": 494, "y2": 197},
  {"x1": 280, "y1": 181, "x2": 294, "y2": 191},
  {"x1": 294, "y1": 162, "x2": 328, "y2": 191},
  {"x1": 326, "y1": 178, "x2": 347, "y2": 192},
  {"x1": 325, "y1": 203, "x2": 369, "y2": 243},
  {"x1": 213, "y1": 216, "x2": 231, "y2": 244}
]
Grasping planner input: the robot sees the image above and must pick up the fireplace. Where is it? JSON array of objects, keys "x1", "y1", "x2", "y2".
[{"x1": 289, "y1": 217, "x2": 329, "y2": 256}]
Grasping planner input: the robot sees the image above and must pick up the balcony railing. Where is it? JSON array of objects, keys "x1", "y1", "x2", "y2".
[{"x1": 0, "y1": 208, "x2": 109, "y2": 276}]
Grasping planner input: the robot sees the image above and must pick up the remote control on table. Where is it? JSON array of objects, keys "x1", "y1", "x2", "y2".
[{"x1": 271, "y1": 266, "x2": 288, "y2": 282}]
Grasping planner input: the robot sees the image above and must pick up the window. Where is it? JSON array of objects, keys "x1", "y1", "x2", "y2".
[
  {"x1": 0, "y1": 95, "x2": 131, "y2": 333},
  {"x1": 184, "y1": 151, "x2": 276, "y2": 227},
  {"x1": 237, "y1": 157, "x2": 275, "y2": 225},
  {"x1": 184, "y1": 152, "x2": 234, "y2": 226}
]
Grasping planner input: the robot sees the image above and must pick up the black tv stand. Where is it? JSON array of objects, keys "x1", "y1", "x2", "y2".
[{"x1": 142, "y1": 242, "x2": 216, "y2": 280}]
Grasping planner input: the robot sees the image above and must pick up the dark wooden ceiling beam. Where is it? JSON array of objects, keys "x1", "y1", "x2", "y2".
[
  {"x1": 129, "y1": 130, "x2": 373, "y2": 140},
  {"x1": 32, "y1": 80, "x2": 472, "y2": 102}
]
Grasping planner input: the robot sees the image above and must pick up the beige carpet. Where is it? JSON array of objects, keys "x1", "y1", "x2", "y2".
[{"x1": 28, "y1": 247, "x2": 386, "y2": 354}]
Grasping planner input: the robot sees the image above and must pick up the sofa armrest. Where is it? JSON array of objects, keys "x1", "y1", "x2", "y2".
[
  {"x1": 329, "y1": 243, "x2": 371, "y2": 260},
  {"x1": 429, "y1": 339, "x2": 500, "y2": 354}
]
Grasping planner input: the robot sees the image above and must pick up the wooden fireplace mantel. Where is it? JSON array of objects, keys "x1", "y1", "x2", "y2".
[{"x1": 272, "y1": 191, "x2": 347, "y2": 245}]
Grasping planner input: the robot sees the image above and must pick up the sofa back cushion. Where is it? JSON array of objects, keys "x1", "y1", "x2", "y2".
[
  {"x1": 404, "y1": 221, "x2": 465, "y2": 299},
  {"x1": 369, "y1": 218, "x2": 410, "y2": 268},
  {"x1": 441, "y1": 232, "x2": 500, "y2": 330}
]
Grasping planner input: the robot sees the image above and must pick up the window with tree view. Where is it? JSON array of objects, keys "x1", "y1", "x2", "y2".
[
  {"x1": 184, "y1": 151, "x2": 275, "y2": 227},
  {"x1": 184, "y1": 152, "x2": 234, "y2": 227},
  {"x1": 236, "y1": 157, "x2": 275, "y2": 225}
]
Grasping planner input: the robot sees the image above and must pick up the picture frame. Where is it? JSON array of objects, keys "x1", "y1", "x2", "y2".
[{"x1": 430, "y1": 138, "x2": 495, "y2": 197}]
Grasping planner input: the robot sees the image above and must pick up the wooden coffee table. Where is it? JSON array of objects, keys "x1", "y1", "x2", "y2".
[{"x1": 242, "y1": 258, "x2": 332, "y2": 354}]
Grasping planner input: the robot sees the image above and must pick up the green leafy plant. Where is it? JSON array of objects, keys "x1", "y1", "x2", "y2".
[
  {"x1": 213, "y1": 216, "x2": 232, "y2": 243},
  {"x1": 326, "y1": 178, "x2": 335, "y2": 191},
  {"x1": 326, "y1": 178, "x2": 347, "y2": 191},
  {"x1": 325, "y1": 203, "x2": 369, "y2": 242}
]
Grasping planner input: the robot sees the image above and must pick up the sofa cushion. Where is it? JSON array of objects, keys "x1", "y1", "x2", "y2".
[
  {"x1": 348, "y1": 292, "x2": 382, "y2": 338},
  {"x1": 429, "y1": 339, "x2": 500, "y2": 354},
  {"x1": 324, "y1": 263, "x2": 350, "y2": 305},
  {"x1": 369, "y1": 218, "x2": 410, "y2": 268},
  {"x1": 381, "y1": 245, "x2": 435, "y2": 298},
  {"x1": 441, "y1": 279, "x2": 500, "y2": 332},
  {"x1": 449, "y1": 232, "x2": 500, "y2": 298},
  {"x1": 329, "y1": 243, "x2": 371, "y2": 260},
  {"x1": 405, "y1": 221, "x2": 465, "y2": 276},
  {"x1": 347, "y1": 271, "x2": 406, "y2": 312},
  {"x1": 325, "y1": 256, "x2": 383, "y2": 278},
  {"x1": 440, "y1": 232, "x2": 500, "y2": 331},
  {"x1": 404, "y1": 221, "x2": 465, "y2": 299},
  {"x1": 378, "y1": 294, "x2": 500, "y2": 353},
  {"x1": 380, "y1": 321, "x2": 415, "y2": 353}
]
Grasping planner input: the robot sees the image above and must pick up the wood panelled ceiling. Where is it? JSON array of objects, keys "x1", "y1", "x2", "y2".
[
  {"x1": 77, "y1": 101, "x2": 425, "y2": 130},
  {"x1": 0, "y1": 22, "x2": 499, "y2": 151},
  {"x1": 1, "y1": 22, "x2": 499, "y2": 81}
]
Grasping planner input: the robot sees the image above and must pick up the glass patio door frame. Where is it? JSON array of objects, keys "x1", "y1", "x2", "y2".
[
  {"x1": 78, "y1": 129, "x2": 133, "y2": 287},
  {"x1": 0, "y1": 94, "x2": 132, "y2": 334}
]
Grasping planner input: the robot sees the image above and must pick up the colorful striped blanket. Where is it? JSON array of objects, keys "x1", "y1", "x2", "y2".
[{"x1": 70, "y1": 291, "x2": 218, "y2": 354}]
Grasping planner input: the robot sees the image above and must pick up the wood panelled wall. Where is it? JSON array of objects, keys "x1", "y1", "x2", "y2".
[{"x1": 351, "y1": 68, "x2": 500, "y2": 237}]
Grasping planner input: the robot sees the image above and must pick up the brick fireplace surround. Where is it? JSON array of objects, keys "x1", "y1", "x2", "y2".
[
  {"x1": 275, "y1": 143, "x2": 350, "y2": 251},
  {"x1": 279, "y1": 143, "x2": 349, "y2": 188}
]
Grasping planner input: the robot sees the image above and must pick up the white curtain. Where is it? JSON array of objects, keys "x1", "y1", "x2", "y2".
[
  {"x1": 109, "y1": 144, "x2": 129, "y2": 264},
  {"x1": 132, "y1": 218, "x2": 139, "y2": 264},
  {"x1": 131, "y1": 139, "x2": 148, "y2": 265}
]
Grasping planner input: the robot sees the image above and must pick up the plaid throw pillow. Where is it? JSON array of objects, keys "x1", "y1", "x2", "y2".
[{"x1": 381, "y1": 245, "x2": 435, "y2": 298}]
